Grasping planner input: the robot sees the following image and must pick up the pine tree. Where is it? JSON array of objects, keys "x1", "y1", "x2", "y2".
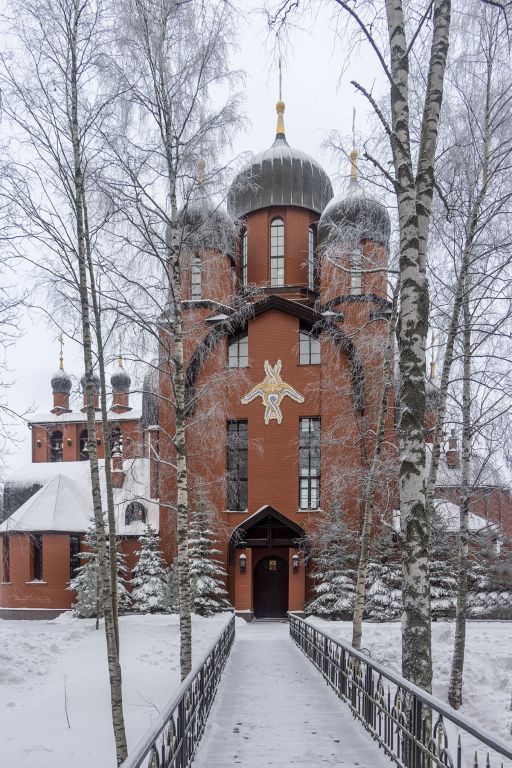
[
  {"x1": 70, "y1": 523, "x2": 132, "y2": 619},
  {"x1": 131, "y1": 525, "x2": 168, "y2": 613},
  {"x1": 430, "y1": 506, "x2": 457, "y2": 619},
  {"x1": 189, "y1": 497, "x2": 230, "y2": 616},
  {"x1": 305, "y1": 502, "x2": 357, "y2": 620}
]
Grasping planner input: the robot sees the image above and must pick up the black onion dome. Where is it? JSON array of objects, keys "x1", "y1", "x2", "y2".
[
  {"x1": 80, "y1": 372, "x2": 100, "y2": 393},
  {"x1": 227, "y1": 103, "x2": 333, "y2": 219},
  {"x1": 51, "y1": 368, "x2": 72, "y2": 394},
  {"x1": 179, "y1": 198, "x2": 236, "y2": 255},
  {"x1": 318, "y1": 175, "x2": 390, "y2": 248},
  {"x1": 111, "y1": 365, "x2": 131, "y2": 393}
]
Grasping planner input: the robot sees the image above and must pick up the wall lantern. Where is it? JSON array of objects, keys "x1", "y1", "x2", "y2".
[
  {"x1": 36, "y1": 438, "x2": 42, "y2": 448},
  {"x1": 292, "y1": 554, "x2": 299, "y2": 574},
  {"x1": 97, "y1": 438, "x2": 102, "y2": 445},
  {"x1": 239, "y1": 552, "x2": 247, "y2": 575},
  {"x1": 67, "y1": 438, "x2": 72, "y2": 447}
]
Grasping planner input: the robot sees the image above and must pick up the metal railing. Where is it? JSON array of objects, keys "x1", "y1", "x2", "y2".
[
  {"x1": 121, "y1": 614, "x2": 235, "y2": 768},
  {"x1": 289, "y1": 613, "x2": 512, "y2": 768}
]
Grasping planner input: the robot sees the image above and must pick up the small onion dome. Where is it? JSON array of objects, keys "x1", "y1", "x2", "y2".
[
  {"x1": 178, "y1": 198, "x2": 236, "y2": 255},
  {"x1": 318, "y1": 151, "x2": 390, "y2": 248},
  {"x1": 80, "y1": 372, "x2": 100, "y2": 394},
  {"x1": 51, "y1": 368, "x2": 72, "y2": 394},
  {"x1": 111, "y1": 359, "x2": 131, "y2": 393},
  {"x1": 227, "y1": 101, "x2": 333, "y2": 219}
]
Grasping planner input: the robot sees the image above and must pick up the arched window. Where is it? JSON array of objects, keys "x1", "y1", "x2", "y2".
[
  {"x1": 125, "y1": 501, "x2": 147, "y2": 526},
  {"x1": 270, "y1": 218, "x2": 284, "y2": 286},
  {"x1": 79, "y1": 429, "x2": 89, "y2": 461},
  {"x1": 308, "y1": 225, "x2": 316, "y2": 290},
  {"x1": 109, "y1": 427, "x2": 122, "y2": 454},
  {"x1": 241, "y1": 229, "x2": 248, "y2": 287},
  {"x1": 50, "y1": 430, "x2": 63, "y2": 462},
  {"x1": 191, "y1": 254, "x2": 201, "y2": 299}
]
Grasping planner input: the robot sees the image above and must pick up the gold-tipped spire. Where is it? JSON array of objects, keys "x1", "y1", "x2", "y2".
[
  {"x1": 276, "y1": 57, "x2": 285, "y2": 136},
  {"x1": 59, "y1": 333, "x2": 64, "y2": 370},
  {"x1": 198, "y1": 158, "x2": 206, "y2": 187},
  {"x1": 118, "y1": 352, "x2": 124, "y2": 369},
  {"x1": 350, "y1": 107, "x2": 358, "y2": 180}
]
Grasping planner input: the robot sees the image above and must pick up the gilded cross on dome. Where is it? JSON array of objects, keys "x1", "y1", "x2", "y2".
[{"x1": 241, "y1": 360, "x2": 304, "y2": 425}]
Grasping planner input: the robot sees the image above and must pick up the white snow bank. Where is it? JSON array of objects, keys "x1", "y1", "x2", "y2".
[{"x1": 0, "y1": 612, "x2": 229, "y2": 768}]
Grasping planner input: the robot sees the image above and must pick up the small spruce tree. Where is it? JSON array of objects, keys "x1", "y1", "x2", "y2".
[
  {"x1": 70, "y1": 522, "x2": 132, "y2": 620},
  {"x1": 131, "y1": 524, "x2": 168, "y2": 613},
  {"x1": 189, "y1": 496, "x2": 230, "y2": 616},
  {"x1": 305, "y1": 502, "x2": 357, "y2": 620}
]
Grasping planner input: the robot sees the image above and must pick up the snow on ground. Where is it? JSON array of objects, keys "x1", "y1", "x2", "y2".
[
  {"x1": 308, "y1": 618, "x2": 512, "y2": 765},
  {"x1": 0, "y1": 612, "x2": 229, "y2": 768}
]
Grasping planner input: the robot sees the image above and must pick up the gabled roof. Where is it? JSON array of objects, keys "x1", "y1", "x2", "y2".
[
  {"x1": 0, "y1": 474, "x2": 90, "y2": 533},
  {"x1": 231, "y1": 505, "x2": 305, "y2": 537}
]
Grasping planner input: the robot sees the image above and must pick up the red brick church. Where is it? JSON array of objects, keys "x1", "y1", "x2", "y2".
[{"x1": 1, "y1": 102, "x2": 510, "y2": 618}]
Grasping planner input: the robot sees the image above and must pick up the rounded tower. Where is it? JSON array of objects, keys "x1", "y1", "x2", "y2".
[
  {"x1": 228, "y1": 101, "x2": 333, "y2": 295},
  {"x1": 80, "y1": 371, "x2": 100, "y2": 411},
  {"x1": 51, "y1": 353, "x2": 72, "y2": 415},
  {"x1": 111, "y1": 355, "x2": 132, "y2": 414}
]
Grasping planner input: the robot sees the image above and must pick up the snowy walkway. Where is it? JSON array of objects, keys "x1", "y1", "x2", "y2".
[{"x1": 192, "y1": 621, "x2": 393, "y2": 767}]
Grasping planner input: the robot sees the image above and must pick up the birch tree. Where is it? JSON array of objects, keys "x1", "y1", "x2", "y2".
[
  {"x1": 0, "y1": 1, "x2": 127, "y2": 760},
  {"x1": 105, "y1": 0, "x2": 241, "y2": 680}
]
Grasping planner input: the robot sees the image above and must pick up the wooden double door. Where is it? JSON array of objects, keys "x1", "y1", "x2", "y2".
[{"x1": 253, "y1": 555, "x2": 289, "y2": 618}]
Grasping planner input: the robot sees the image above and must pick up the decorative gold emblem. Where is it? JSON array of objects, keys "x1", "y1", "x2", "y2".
[{"x1": 241, "y1": 360, "x2": 304, "y2": 425}]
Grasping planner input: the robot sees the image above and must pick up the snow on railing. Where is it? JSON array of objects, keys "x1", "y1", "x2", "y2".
[
  {"x1": 289, "y1": 613, "x2": 512, "y2": 768},
  {"x1": 121, "y1": 613, "x2": 235, "y2": 768}
]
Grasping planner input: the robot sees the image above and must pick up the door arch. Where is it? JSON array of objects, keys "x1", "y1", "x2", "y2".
[{"x1": 253, "y1": 556, "x2": 288, "y2": 618}]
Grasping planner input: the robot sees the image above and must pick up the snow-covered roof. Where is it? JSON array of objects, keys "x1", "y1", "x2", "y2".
[
  {"x1": 392, "y1": 498, "x2": 499, "y2": 534},
  {"x1": 426, "y1": 444, "x2": 508, "y2": 490},
  {"x1": 27, "y1": 410, "x2": 142, "y2": 425},
  {"x1": 1, "y1": 459, "x2": 158, "y2": 535}
]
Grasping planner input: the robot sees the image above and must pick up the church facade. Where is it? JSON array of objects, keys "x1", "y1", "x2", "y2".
[{"x1": 1, "y1": 102, "x2": 510, "y2": 618}]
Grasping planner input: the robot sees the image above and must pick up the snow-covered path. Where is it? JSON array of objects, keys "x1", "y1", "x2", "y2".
[{"x1": 192, "y1": 621, "x2": 392, "y2": 767}]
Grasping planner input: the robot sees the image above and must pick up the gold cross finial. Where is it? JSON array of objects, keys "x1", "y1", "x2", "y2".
[
  {"x1": 198, "y1": 158, "x2": 206, "y2": 187},
  {"x1": 59, "y1": 334, "x2": 64, "y2": 370},
  {"x1": 118, "y1": 352, "x2": 123, "y2": 369},
  {"x1": 276, "y1": 57, "x2": 285, "y2": 137}
]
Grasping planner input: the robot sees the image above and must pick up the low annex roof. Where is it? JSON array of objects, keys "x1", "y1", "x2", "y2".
[
  {"x1": 1, "y1": 459, "x2": 158, "y2": 535},
  {"x1": 27, "y1": 410, "x2": 142, "y2": 425}
]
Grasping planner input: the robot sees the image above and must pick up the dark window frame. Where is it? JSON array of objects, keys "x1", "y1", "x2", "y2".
[
  {"x1": 227, "y1": 420, "x2": 248, "y2": 511},
  {"x1": 308, "y1": 225, "x2": 316, "y2": 290},
  {"x1": 299, "y1": 417, "x2": 321, "y2": 510},
  {"x1": 191, "y1": 254, "x2": 202, "y2": 299},
  {"x1": 2, "y1": 536, "x2": 9, "y2": 583},
  {"x1": 32, "y1": 534, "x2": 43, "y2": 581},
  {"x1": 270, "y1": 217, "x2": 285, "y2": 287},
  {"x1": 70, "y1": 535, "x2": 81, "y2": 580},
  {"x1": 228, "y1": 332, "x2": 249, "y2": 368},
  {"x1": 79, "y1": 429, "x2": 89, "y2": 461},
  {"x1": 299, "y1": 325, "x2": 321, "y2": 365},
  {"x1": 241, "y1": 229, "x2": 248, "y2": 287}
]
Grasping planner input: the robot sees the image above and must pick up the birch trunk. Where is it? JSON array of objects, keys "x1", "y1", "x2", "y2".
[
  {"x1": 70, "y1": 2, "x2": 127, "y2": 761},
  {"x1": 83, "y1": 199, "x2": 120, "y2": 652},
  {"x1": 385, "y1": 0, "x2": 450, "y2": 690},
  {"x1": 448, "y1": 272, "x2": 471, "y2": 709},
  {"x1": 352, "y1": 292, "x2": 397, "y2": 649}
]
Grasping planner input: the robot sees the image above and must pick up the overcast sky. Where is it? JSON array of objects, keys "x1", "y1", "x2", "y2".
[{"x1": 3, "y1": 1, "x2": 381, "y2": 475}]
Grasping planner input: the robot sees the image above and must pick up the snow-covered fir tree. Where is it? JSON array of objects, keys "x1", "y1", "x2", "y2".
[
  {"x1": 131, "y1": 524, "x2": 168, "y2": 613},
  {"x1": 430, "y1": 506, "x2": 457, "y2": 618},
  {"x1": 69, "y1": 522, "x2": 131, "y2": 618},
  {"x1": 365, "y1": 560, "x2": 402, "y2": 620},
  {"x1": 305, "y1": 502, "x2": 357, "y2": 620},
  {"x1": 189, "y1": 495, "x2": 230, "y2": 616},
  {"x1": 468, "y1": 532, "x2": 512, "y2": 618}
]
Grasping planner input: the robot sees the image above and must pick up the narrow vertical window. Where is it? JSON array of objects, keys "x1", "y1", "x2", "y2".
[
  {"x1": 228, "y1": 333, "x2": 248, "y2": 368},
  {"x1": 351, "y1": 247, "x2": 362, "y2": 295},
  {"x1": 299, "y1": 326, "x2": 321, "y2": 365},
  {"x1": 308, "y1": 225, "x2": 316, "y2": 290},
  {"x1": 227, "y1": 420, "x2": 248, "y2": 510},
  {"x1": 241, "y1": 229, "x2": 248, "y2": 287},
  {"x1": 70, "y1": 535, "x2": 81, "y2": 580},
  {"x1": 270, "y1": 218, "x2": 284, "y2": 286},
  {"x1": 191, "y1": 254, "x2": 202, "y2": 299},
  {"x1": 299, "y1": 418, "x2": 321, "y2": 510},
  {"x1": 32, "y1": 534, "x2": 43, "y2": 581},
  {"x1": 2, "y1": 536, "x2": 9, "y2": 583},
  {"x1": 50, "y1": 430, "x2": 63, "y2": 462}
]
